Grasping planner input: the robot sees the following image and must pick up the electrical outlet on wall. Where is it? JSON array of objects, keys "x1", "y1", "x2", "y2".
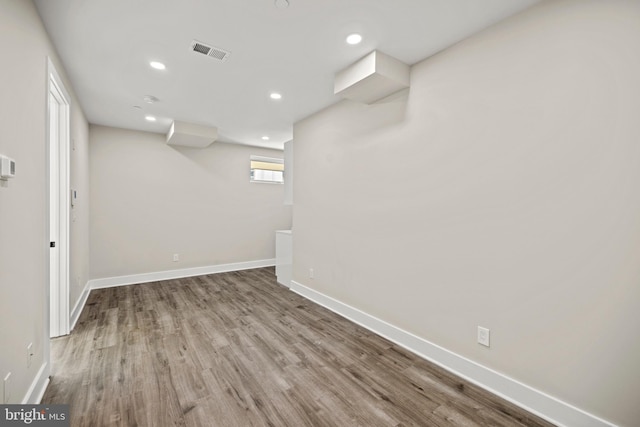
[
  {"x1": 173, "y1": 254, "x2": 179, "y2": 262},
  {"x1": 477, "y1": 326, "x2": 490, "y2": 347},
  {"x1": 309, "y1": 268, "x2": 314, "y2": 279}
]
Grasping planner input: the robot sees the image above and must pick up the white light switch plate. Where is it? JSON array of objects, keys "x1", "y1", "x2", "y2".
[{"x1": 478, "y1": 326, "x2": 490, "y2": 347}]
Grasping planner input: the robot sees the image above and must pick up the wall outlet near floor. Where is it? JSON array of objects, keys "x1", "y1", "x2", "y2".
[
  {"x1": 477, "y1": 326, "x2": 490, "y2": 347},
  {"x1": 3, "y1": 372, "x2": 11, "y2": 403},
  {"x1": 309, "y1": 268, "x2": 314, "y2": 279},
  {"x1": 173, "y1": 253, "x2": 179, "y2": 262},
  {"x1": 27, "y1": 342, "x2": 34, "y2": 368}
]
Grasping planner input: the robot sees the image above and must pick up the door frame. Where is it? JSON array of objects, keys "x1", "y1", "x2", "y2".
[{"x1": 47, "y1": 57, "x2": 71, "y2": 338}]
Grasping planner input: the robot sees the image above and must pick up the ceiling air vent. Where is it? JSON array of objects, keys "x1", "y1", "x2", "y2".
[{"x1": 190, "y1": 40, "x2": 231, "y2": 62}]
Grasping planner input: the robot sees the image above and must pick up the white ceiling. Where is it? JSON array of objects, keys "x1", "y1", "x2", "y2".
[{"x1": 35, "y1": 0, "x2": 538, "y2": 150}]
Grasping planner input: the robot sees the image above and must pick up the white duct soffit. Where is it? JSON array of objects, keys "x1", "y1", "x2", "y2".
[
  {"x1": 166, "y1": 121, "x2": 218, "y2": 148},
  {"x1": 335, "y1": 50, "x2": 410, "y2": 104}
]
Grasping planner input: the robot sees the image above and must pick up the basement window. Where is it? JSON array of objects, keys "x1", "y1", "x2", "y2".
[{"x1": 250, "y1": 156, "x2": 284, "y2": 184}]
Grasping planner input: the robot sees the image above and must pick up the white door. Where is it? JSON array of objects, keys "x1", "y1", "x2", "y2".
[
  {"x1": 49, "y1": 93, "x2": 60, "y2": 337},
  {"x1": 48, "y1": 62, "x2": 70, "y2": 338}
]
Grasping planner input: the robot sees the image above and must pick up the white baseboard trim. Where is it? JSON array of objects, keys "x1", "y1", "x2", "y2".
[
  {"x1": 22, "y1": 362, "x2": 50, "y2": 404},
  {"x1": 70, "y1": 280, "x2": 91, "y2": 331},
  {"x1": 88, "y1": 259, "x2": 276, "y2": 290},
  {"x1": 289, "y1": 280, "x2": 616, "y2": 427}
]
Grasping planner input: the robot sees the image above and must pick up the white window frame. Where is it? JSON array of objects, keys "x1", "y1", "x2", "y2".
[{"x1": 250, "y1": 155, "x2": 284, "y2": 184}]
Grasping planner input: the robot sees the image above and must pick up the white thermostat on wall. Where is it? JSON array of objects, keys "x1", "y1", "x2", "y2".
[{"x1": 0, "y1": 155, "x2": 16, "y2": 180}]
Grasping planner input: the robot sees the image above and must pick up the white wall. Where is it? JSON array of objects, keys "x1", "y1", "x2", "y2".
[
  {"x1": 292, "y1": 0, "x2": 640, "y2": 425},
  {"x1": 90, "y1": 125, "x2": 292, "y2": 279},
  {"x1": 0, "y1": 0, "x2": 89, "y2": 403}
]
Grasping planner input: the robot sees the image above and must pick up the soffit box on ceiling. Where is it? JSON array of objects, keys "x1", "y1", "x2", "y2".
[
  {"x1": 335, "y1": 50, "x2": 410, "y2": 104},
  {"x1": 166, "y1": 120, "x2": 218, "y2": 148}
]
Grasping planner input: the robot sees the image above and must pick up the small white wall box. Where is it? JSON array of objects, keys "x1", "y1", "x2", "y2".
[{"x1": 0, "y1": 155, "x2": 16, "y2": 180}]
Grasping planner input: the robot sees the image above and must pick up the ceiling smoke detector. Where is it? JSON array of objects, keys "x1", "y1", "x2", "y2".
[
  {"x1": 275, "y1": 0, "x2": 290, "y2": 8},
  {"x1": 143, "y1": 95, "x2": 159, "y2": 104},
  {"x1": 190, "y1": 40, "x2": 231, "y2": 62}
]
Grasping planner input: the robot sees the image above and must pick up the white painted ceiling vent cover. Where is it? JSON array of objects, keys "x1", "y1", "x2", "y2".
[{"x1": 190, "y1": 40, "x2": 231, "y2": 62}]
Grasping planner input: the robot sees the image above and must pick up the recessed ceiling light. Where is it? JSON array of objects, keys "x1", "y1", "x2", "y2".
[
  {"x1": 145, "y1": 115, "x2": 157, "y2": 122},
  {"x1": 143, "y1": 95, "x2": 159, "y2": 104},
  {"x1": 270, "y1": 92, "x2": 282, "y2": 100},
  {"x1": 346, "y1": 33, "x2": 363, "y2": 45},
  {"x1": 262, "y1": 136, "x2": 270, "y2": 141},
  {"x1": 149, "y1": 61, "x2": 166, "y2": 70},
  {"x1": 133, "y1": 105, "x2": 142, "y2": 109}
]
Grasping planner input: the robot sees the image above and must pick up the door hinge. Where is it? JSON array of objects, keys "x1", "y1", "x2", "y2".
[{"x1": 50, "y1": 241, "x2": 56, "y2": 248}]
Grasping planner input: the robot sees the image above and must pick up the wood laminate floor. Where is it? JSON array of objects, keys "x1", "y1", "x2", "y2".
[{"x1": 43, "y1": 267, "x2": 555, "y2": 427}]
